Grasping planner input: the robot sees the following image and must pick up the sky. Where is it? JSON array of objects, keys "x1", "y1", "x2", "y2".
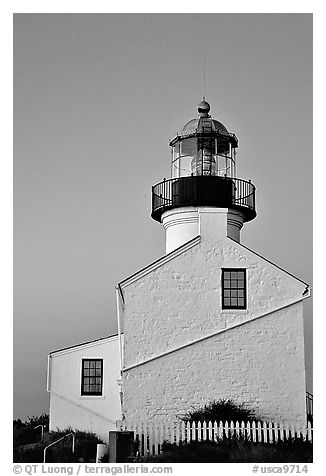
[{"x1": 13, "y1": 13, "x2": 312, "y2": 420}]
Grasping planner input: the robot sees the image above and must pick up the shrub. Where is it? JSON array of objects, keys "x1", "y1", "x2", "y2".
[
  {"x1": 179, "y1": 399, "x2": 257, "y2": 423},
  {"x1": 13, "y1": 414, "x2": 49, "y2": 447},
  {"x1": 13, "y1": 428, "x2": 104, "y2": 463}
]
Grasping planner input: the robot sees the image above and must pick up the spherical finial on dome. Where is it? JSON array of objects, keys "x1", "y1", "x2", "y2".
[{"x1": 198, "y1": 100, "x2": 210, "y2": 117}]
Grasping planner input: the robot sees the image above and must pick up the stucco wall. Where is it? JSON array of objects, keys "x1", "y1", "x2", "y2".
[
  {"x1": 49, "y1": 336, "x2": 121, "y2": 442},
  {"x1": 123, "y1": 303, "x2": 306, "y2": 424},
  {"x1": 121, "y1": 229, "x2": 307, "y2": 424}
]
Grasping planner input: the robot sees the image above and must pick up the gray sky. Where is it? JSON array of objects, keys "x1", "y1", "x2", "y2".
[{"x1": 14, "y1": 13, "x2": 312, "y2": 420}]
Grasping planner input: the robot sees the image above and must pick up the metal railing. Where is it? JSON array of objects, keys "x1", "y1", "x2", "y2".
[
  {"x1": 43, "y1": 432, "x2": 75, "y2": 463},
  {"x1": 34, "y1": 424, "x2": 45, "y2": 438},
  {"x1": 151, "y1": 175, "x2": 256, "y2": 222}
]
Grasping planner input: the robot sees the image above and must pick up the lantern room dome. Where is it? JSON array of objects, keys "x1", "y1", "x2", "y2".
[
  {"x1": 181, "y1": 117, "x2": 229, "y2": 134},
  {"x1": 180, "y1": 99, "x2": 229, "y2": 134}
]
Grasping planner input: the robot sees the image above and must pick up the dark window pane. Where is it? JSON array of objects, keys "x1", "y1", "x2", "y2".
[
  {"x1": 90, "y1": 361, "x2": 96, "y2": 368},
  {"x1": 231, "y1": 289, "x2": 238, "y2": 297},
  {"x1": 231, "y1": 271, "x2": 238, "y2": 279},
  {"x1": 224, "y1": 297, "x2": 231, "y2": 306},
  {"x1": 231, "y1": 281, "x2": 237, "y2": 288},
  {"x1": 224, "y1": 289, "x2": 230, "y2": 297},
  {"x1": 84, "y1": 361, "x2": 90, "y2": 368},
  {"x1": 231, "y1": 297, "x2": 237, "y2": 306},
  {"x1": 238, "y1": 298, "x2": 245, "y2": 307},
  {"x1": 238, "y1": 280, "x2": 245, "y2": 288},
  {"x1": 224, "y1": 280, "x2": 231, "y2": 289},
  {"x1": 90, "y1": 369, "x2": 95, "y2": 376},
  {"x1": 96, "y1": 361, "x2": 102, "y2": 368},
  {"x1": 224, "y1": 271, "x2": 231, "y2": 279},
  {"x1": 238, "y1": 289, "x2": 244, "y2": 297},
  {"x1": 84, "y1": 369, "x2": 90, "y2": 376}
]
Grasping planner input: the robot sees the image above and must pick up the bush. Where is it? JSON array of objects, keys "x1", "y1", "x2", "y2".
[
  {"x1": 142, "y1": 437, "x2": 313, "y2": 463},
  {"x1": 13, "y1": 444, "x2": 44, "y2": 463},
  {"x1": 179, "y1": 399, "x2": 257, "y2": 423},
  {"x1": 13, "y1": 414, "x2": 49, "y2": 447},
  {"x1": 13, "y1": 428, "x2": 104, "y2": 463}
]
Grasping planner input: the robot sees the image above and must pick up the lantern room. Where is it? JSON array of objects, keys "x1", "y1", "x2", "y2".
[
  {"x1": 170, "y1": 100, "x2": 238, "y2": 179},
  {"x1": 151, "y1": 100, "x2": 256, "y2": 224}
]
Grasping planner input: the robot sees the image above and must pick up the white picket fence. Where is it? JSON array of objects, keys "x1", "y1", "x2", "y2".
[{"x1": 125, "y1": 420, "x2": 313, "y2": 457}]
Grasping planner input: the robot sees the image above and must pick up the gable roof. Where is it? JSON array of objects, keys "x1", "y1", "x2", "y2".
[
  {"x1": 49, "y1": 333, "x2": 118, "y2": 355},
  {"x1": 229, "y1": 237, "x2": 309, "y2": 289},
  {"x1": 118, "y1": 235, "x2": 201, "y2": 290}
]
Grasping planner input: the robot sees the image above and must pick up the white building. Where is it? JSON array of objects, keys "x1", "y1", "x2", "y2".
[{"x1": 48, "y1": 99, "x2": 310, "y2": 439}]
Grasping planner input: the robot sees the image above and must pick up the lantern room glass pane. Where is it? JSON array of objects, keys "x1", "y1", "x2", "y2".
[{"x1": 171, "y1": 135, "x2": 236, "y2": 178}]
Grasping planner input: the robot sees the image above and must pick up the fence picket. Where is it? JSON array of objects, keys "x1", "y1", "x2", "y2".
[
  {"x1": 176, "y1": 421, "x2": 180, "y2": 445},
  {"x1": 154, "y1": 425, "x2": 159, "y2": 455},
  {"x1": 241, "y1": 421, "x2": 246, "y2": 439},
  {"x1": 186, "y1": 421, "x2": 191, "y2": 443},
  {"x1": 307, "y1": 422, "x2": 312, "y2": 442},
  {"x1": 263, "y1": 421, "x2": 268, "y2": 442},
  {"x1": 170, "y1": 422, "x2": 175, "y2": 444},
  {"x1": 225, "y1": 421, "x2": 229, "y2": 439},
  {"x1": 268, "y1": 422, "x2": 273, "y2": 442},
  {"x1": 213, "y1": 421, "x2": 218, "y2": 442},
  {"x1": 252, "y1": 421, "x2": 256, "y2": 442},
  {"x1": 285, "y1": 422, "x2": 289, "y2": 440},
  {"x1": 159, "y1": 422, "x2": 164, "y2": 450},
  {"x1": 138, "y1": 422, "x2": 144, "y2": 456},
  {"x1": 191, "y1": 421, "x2": 196, "y2": 441},
  {"x1": 274, "y1": 422, "x2": 278, "y2": 442},
  {"x1": 143, "y1": 422, "x2": 148, "y2": 455},
  {"x1": 208, "y1": 421, "x2": 213, "y2": 441},
  {"x1": 230, "y1": 420, "x2": 235, "y2": 439},
  {"x1": 161, "y1": 422, "x2": 165, "y2": 447},
  {"x1": 290, "y1": 422, "x2": 295, "y2": 439},
  {"x1": 203, "y1": 421, "x2": 207, "y2": 441},
  {"x1": 234, "y1": 420, "x2": 239, "y2": 438},
  {"x1": 219, "y1": 421, "x2": 224, "y2": 439},
  {"x1": 257, "y1": 421, "x2": 262, "y2": 442},
  {"x1": 246, "y1": 421, "x2": 251, "y2": 440},
  {"x1": 148, "y1": 422, "x2": 154, "y2": 456},
  {"x1": 180, "y1": 421, "x2": 185, "y2": 443},
  {"x1": 296, "y1": 426, "x2": 302, "y2": 439},
  {"x1": 279, "y1": 422, "x2": 284, "y2": 441},
  {"x1": 196, "y1": 421, "x2": 201, "y2": 441}
]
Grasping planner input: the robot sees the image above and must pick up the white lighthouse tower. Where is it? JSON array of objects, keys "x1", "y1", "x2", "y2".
[{"x1": 152, "y1": 99, "x2": 256, "y2": 253}]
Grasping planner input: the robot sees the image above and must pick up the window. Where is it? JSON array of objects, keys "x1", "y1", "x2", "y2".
[
  {"x1": 81, "y1": 359, "x2": 103, "y2": 396},
  {"x1": 222, "y1": 269, "x2": 246, "y2": 309}
]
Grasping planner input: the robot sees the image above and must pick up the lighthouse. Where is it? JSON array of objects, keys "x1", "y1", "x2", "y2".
[
  {"x1": 152, "y1": 100, "x2": 256, "y2": 253},
  {"x1": 48, "y1": 99, "x2": 310, "y2": 439},
  {"x1": 119, "y1": 99, "x2": 309, "y2": 425}
]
